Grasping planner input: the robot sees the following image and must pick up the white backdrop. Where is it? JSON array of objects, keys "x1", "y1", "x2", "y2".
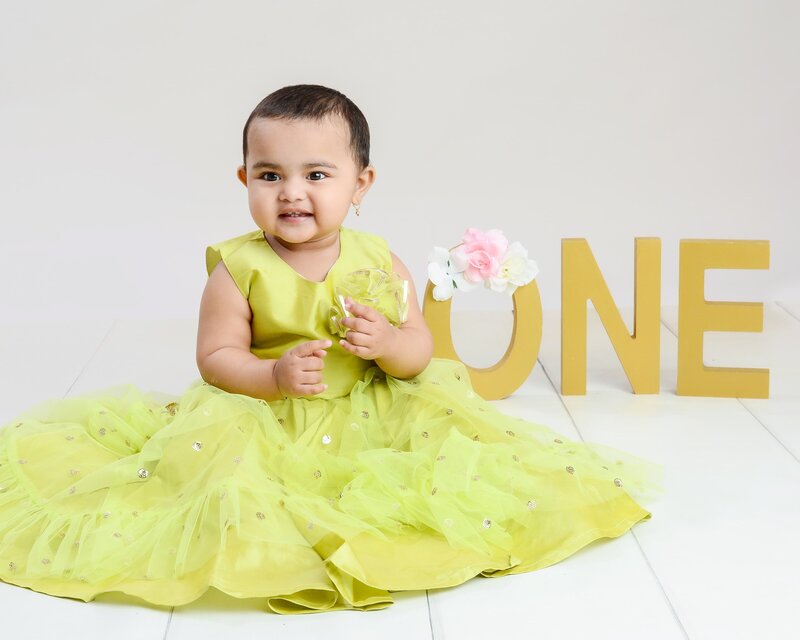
[{"x1": 1, "y1": 0, "x2": 797, "y2": 322}]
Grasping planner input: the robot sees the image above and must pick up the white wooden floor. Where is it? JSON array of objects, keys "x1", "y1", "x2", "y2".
[{"x1": 1, "y1": 303, "x2": 798, "y2": 640}]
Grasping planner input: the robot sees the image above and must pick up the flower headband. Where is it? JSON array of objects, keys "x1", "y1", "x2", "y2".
[{"x1": 427, "y1": 228, "x2": 539, "y2": 301}]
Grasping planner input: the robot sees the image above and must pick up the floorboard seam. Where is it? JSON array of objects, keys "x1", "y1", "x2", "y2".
[
  {"x1": 539, "y1": 353, "x2": 692, "y2": 640},
  {"x1": 425, "y1": 590, "x2": 435, "y2": 639},
  {"x1": 737, "y1": 399, "x2": 800, "y2": 465},
  {"x1": 62, "y1": 319, "x2": 118, "y2": 398},
  {"x1": 162, "y1": 608, "x2": 174, "y2": 640},
  {"x1": 536, "y1": 358, "x2": 587, "y2": 444},
  {"x1": 630, "y1": 530, "x2": 692, "y2": 640},
  {"x1": 774, "y1": 301, "x2": 800, "y2": 324}
]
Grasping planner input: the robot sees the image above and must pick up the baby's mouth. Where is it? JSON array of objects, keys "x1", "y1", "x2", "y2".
[{"x1": 279, "y1": 211, "x2": 313, "y2": 218}]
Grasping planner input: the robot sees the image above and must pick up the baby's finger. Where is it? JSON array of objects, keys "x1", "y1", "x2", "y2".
[
  {"x1": 292, "y1": 339, "x2": 332, "y2": 357},
  {"x1": 299, "y1": 382, "x2": 328, "y2": 396},
  {"x1": 345, "y1": 298, "x2": 378, "y2": 321},
  {"x1": 342, "y1": 316, "x2": 371, "y2": 334},
  {"x1": 301, "y1": 356, "x2": 325, "y2": 371},
  {"x1": 343, "y1": 330, "x2": 369, "y2": 347},
  {"x1": 298, "y1": 370, "x2": 324, "y2": 386},
  {"x1": 339, "y1": 339, "x2": 370, "y2": 358}
]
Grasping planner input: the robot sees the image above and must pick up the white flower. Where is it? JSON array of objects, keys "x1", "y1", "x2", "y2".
[
  {"x1": 488, "y1": 241, "x2": 539, "y2": 295},
  {"x1": 427, "y1": 246, "x2": 457, "y2": 301}
]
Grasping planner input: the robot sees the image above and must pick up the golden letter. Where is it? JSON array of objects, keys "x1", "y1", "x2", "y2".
[
  {"x1": 422, "y1": 280, "x2": 542, "y2": 400},
  {"x1": 677, "y1": 239, "x2": 769, "y2": 398},
  {"x1": 561, "y1": 238, "x2": 661, "y2": 395}
]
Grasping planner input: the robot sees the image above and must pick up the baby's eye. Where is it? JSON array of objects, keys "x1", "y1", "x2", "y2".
[
  {"x1": 308, "y1": 171, "x2": 327, "y2": 181},
  {"x1": 261, "y1": 172, "x2": 280, "y2": 182}
]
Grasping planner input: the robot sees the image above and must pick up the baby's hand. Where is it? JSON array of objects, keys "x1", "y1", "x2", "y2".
[
  {"x1": 339, "y1": 297, "x2": 398, "y2": 361},
  {"x1": 273, "y1": 339, "x2": 331, "y2": 398}
]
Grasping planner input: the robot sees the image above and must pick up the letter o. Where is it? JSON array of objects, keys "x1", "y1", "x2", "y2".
[{"x1": 422, "y1": 280, "x2": 542, "y2": 400}]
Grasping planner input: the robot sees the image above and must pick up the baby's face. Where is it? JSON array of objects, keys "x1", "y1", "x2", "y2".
[{"x1": 238, "y1": 115, "x2": 373, "y2": 250}]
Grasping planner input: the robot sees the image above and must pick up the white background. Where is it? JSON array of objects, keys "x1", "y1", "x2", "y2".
[{"x1": 1, "y1": 0, "x2": 797, "y2": 321}]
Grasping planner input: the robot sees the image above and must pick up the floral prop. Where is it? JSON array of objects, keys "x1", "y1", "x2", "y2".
[
  {"x1": 329, "y1": 268, "x2": 410, "y2": 338},
  {"x1": 427, "y1": 228, "x2": 539, "y2": 301}
]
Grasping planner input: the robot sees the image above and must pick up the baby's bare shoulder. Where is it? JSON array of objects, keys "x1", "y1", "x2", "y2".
[{"x1": 197, "y1": 262, "x2": 252, "y2": 365}]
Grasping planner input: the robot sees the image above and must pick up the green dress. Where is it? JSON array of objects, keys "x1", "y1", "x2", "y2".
[{"x1": 0, "y1": 225, "x2": 662, "y2": 614}]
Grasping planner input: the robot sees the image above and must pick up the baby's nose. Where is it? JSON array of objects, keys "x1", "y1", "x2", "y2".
[{"x1": 279, "y1": 175, "x2": 307, "y2": 201}]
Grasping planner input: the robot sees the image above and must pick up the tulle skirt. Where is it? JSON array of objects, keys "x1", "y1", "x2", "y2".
[{"x1": 0, "y1": 358, "x2": 662, "y2": 614}]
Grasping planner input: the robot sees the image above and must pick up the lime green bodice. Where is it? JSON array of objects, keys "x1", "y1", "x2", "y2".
[{"x1": 205, "y1": 226, "x2": 392, "y2": 398}]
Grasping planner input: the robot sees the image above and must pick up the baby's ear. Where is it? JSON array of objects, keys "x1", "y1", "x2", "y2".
[
  {"x1": 236, "y1": 165, "x2": 248, "y2": 186},
  {"x1": 357, "y1": 165, "x2": 376, "y2": 193}
]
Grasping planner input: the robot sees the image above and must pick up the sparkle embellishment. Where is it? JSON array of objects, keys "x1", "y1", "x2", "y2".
[
  {"x1": 99, "y1": 410, "x2": 107, "y2": 415},
  {"x1": 17, "y1": 459, "x2": 27, "y2": 464},
  {"x1": 482, "y1": 518, "x2": 492, "y2": 528},
  {"x1": 8, "y1": 561, "x2": 16, "y2": 571},
  {"x1": 512, "y1": 454, "x2": 520, "y2": 462},
  {"x1": 68, "y1": 469, "x2": 79, "y2": 476},
  {"x1": 233, "y1": 456, "x2": 242, "y2": 464},
  {"x1": 436, "y1": 455, "x2": 446, "y2": 461},
  {"x1": 219, "y1": 490, "x2": 227, "y2": 500},
  {"x1": 307, "y1": 522, "x2": 314, "y2": 530},
  {"x1": 614, "y1": 478, "x2": 623, "y2": 487},
  {"x1": 202, "y1": 409, "x2": 211, "y2": 416},
  {"x1": 132, "y1": 510, "x2": 139, "y2": 517},
  {"x1": 98, "y1": 428, "x2": 107, "y2": 436},
  {"x1": 313, "y1": 469, "x2": 322, "y2": 479},
  {"x1": 65, "y1": 435, "x2": 74, "y2": 441},
  {"x1": 350, "y1": 422, "x2": 360, "y2": 430},
  {"x1": 68, "y1": 487, "x2": 76, "y2": 494},
  {"x1": 165, "y1": 402, "x2": 179, "y2": 416},
  {"x1": 256, "y1": 511, "x2": 265, "y2": 520},
  {"x1": 566, "y1": 466, "x2": 575, "y2": 474},
  {"x1": 455, "y1": 373, "x2": 461, "y2": 380},
  {"x1": 103, "y1": 512, "x2": 112, "y2": 518},
  {"x1": 321, "y1": 434, "x2": 332, "y2": 445},
  {"x1": 471, "y1": 474, "x2": 481, "y2": 481},
  {"x1": 602, "y1": 465, "x2": 609, "y2": 470},
  {"x1": 431, "y1": 487, "x2": 438, "y2": 495},
  {"x1": 444, "y1": 518, "x2": 454, "y2": 527},
  {"x1": 398, "y1": 484, "x2": 408, "y2": 491},
  {"x1": 446, "y1": 408, "x2": 454, "y2": 415},
  {"x1": 113, "y1": 532, "x2": 122, "y2": 538},
  {"x1": 467, "y1": 390, "x2": 475, "y2": 398},
  {"x1": 41, "y1": 558, "x2": 51, "y2": 565},
  {"x1": 472, "y1": 434, "x2": 480, "y2": 441},
  {"x1": 192, "y1": 441, "x2": 203, "y2": 451},
  {"x1": 277, "y1": 417, "x2": 285, "y2": 426},
  {"x1": 527, "y1": 499, "x2": 537, "y2": 510},
  {"x1": 554, "y1": 438, "x2": 563, "y2": 444},
  {"x1": 421, "y1": 431, "x2": 429, "y2": 438},
  {"x1": 361, "y1": 410, "x2": 370, "y2": 419},
  {"x1": 506, "y1": 430, "x2": 515, "y2": 437},
  {"x1": 137, "y1": 468, "x2": 149, "y2": 479}
]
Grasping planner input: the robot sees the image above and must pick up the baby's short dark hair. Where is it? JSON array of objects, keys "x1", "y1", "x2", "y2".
[{"x1": 242, "y1": 84, "x2": 370, "y2": 171}]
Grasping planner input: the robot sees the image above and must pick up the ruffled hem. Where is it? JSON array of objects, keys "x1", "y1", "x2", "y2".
[{"x1": 0, "y1": 358, "x2": 663, "y2": 614}]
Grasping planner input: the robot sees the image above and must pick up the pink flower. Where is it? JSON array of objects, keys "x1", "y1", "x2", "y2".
[{"x1": 450, "y1": 228, "x2": 509, "y2": 283}]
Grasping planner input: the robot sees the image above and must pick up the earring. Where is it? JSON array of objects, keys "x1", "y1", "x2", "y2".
[{"x1": 353, "y1": 203, "x2": 361, "y2": 216}]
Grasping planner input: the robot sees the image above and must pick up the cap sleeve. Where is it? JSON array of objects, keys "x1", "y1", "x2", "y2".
[{"x1": 204, "y1": 233, "x2": 255, "y2": 299}]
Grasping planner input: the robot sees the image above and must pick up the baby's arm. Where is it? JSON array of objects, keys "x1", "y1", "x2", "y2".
[
  {"x1": 198, "y1": 262, "x2": 330, "y2": 400},
  {"x1": 339, "y1": 251, "x2": 434, "y2": 378}
]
